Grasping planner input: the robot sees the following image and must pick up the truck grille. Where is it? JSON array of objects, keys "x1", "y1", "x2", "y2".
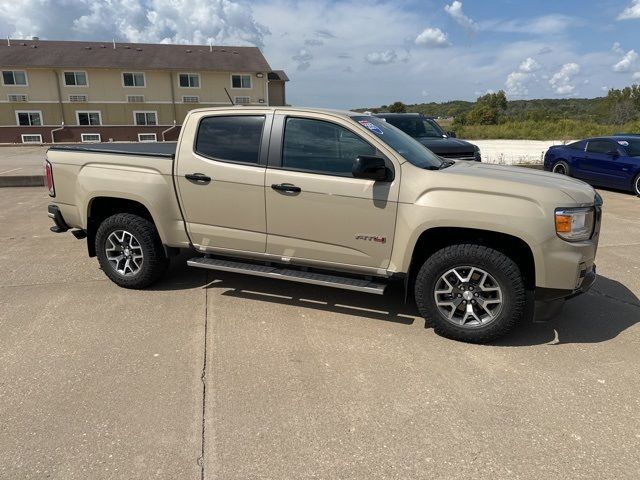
[{"x1": 438, "y1": 152, "x2": 476, "y2": 161}]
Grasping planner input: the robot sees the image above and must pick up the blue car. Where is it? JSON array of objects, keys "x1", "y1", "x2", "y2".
[{"x1": 544, "y1": 136, "x2": 640, "y2": 196}]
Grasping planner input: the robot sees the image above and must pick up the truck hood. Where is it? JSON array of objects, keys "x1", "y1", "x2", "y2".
[
  {"x1": 444, "y1": 161, "x2": 597, "y2": 205},
  {"x1": 416, "y1": 137, "x2": 476, "y2": 154}
]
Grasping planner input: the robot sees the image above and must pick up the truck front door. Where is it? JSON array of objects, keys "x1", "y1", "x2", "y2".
[
  {"x1": 264, "y1": 113, "x2": 399, "y2": 270},
  {"x1": 175, "y1": 112, "x2": 272, "y2": 253}
]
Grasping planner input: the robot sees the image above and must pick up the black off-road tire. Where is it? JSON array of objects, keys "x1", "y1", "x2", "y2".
[
  {"x1": 414, "y1": 244, "x2": 526, "y2": 343},
  {"x1": 552, "y1": 160, "x2": 570, "y2": 176},
  {"x1": 95, "y1": 213, "x2": 168, "y2": 289}
]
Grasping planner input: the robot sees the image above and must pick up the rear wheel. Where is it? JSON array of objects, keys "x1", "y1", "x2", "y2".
[
  {"x1": 552, "y1": 160, "x2": 570, "y2": 176},
  {"x1": 414, "y1": 244, "x2": 526, "y2": 343},
  {"x1": 634, "y1": 174, "x2": 640, "y2": 196},
  {"x1": 95, "y1": 213, "x2": 168, "y2": 289}
]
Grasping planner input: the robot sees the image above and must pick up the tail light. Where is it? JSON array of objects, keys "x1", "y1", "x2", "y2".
[{"x1": 44, "y1": 159, "x2": 55, "y2": 197}]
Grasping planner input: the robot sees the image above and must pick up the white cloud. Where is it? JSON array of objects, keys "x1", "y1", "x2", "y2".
[
  {"x1": 485, "y1": 14, "x2": 574, "y2": 35},
  {"x1": 612, "y1": 42, "x2": 624, "y2": 54},
  {"x1": 519, "y1": 57, "x2": 541, "y2": 72},
  {"x1": 618, "y1": 0, "x2": 640, "y2": 20},
  {"x1": 0, "y1": 0, "x2": 269, "y2": 46},
  {"x1": 292, "y1": 48, "x2": 313, "y2": 71},
  {"x1": 304, "y1": 38, "x2": 323, "y2": 46},
  {"x1": 549, "y1": 63, "x2": 580, "y2": 95},
  {"x1": 414, "y1": 27, "x2": 450, "y2": 47},
  {"x1": 633, "y1": 72, "x2": 640, "y2": 81},
  {"x1": 364, "y1": 49, "x2": 397, "y2": 65},
  {"x1": 538, "y1": 46, "x2": 553, "y2": 55},
  {"x1": 506, "y1": 72, "x2": 532, "y2": 96},
  {"x1": 613, "y1": 49, "x2": 638, "y2": 72},
  {"x1": 444, "y1": 1, "x2": 476, "y2": 31}
]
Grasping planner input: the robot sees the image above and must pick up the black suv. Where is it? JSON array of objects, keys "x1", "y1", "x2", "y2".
[{"x1": 374, "y1": 113, "x2": 481, "y2": 162}]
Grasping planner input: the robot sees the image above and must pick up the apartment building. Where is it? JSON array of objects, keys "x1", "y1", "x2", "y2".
[{"x1": 0, "y1": 39, "x2": 288, "y2": 144}]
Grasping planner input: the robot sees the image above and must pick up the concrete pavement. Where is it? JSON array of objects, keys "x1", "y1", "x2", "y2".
[{"x1": 0, "y1": 187, "x2": 638, "y2": 479}]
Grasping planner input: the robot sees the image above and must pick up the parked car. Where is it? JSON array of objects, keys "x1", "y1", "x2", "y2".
[
  {"x1": 374, "y1": 113, "x2": 481, "y2": 161},
  {"x1": 46, "y1": 107, "x2": 600, "y2": 343},
  {"x1": 544, "y1": 136, "x2": 640, "y2": 196}
]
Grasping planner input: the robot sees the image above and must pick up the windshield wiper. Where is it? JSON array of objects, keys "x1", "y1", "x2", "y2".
[{"x1": 438, "y1": 160, "x2": 455, "y2": 169}]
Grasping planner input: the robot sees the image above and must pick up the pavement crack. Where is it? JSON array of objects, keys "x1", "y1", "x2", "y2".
[{"x1": 197, "y1": 271, "x2": 209, "y2": 480}]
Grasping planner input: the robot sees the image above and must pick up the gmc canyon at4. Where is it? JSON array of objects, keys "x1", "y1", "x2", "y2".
[{"x1": 46, "y1": 107, "x2": 601, "y2": 343}]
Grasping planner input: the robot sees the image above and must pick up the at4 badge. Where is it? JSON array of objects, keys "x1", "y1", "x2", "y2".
[{"x1": 355, "y1": 234, "x2": 386, "y2": 244}]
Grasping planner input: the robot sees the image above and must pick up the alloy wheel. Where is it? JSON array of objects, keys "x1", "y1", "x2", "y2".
[
  {"x1": 433, "y1": 266, "x2": 503, "y2": 327},
  {"x1": 105, "y1": 230, "x2": 144, "y2": 276},
  {"x1": 553, "y1": 163, "x2": 566, "y2": 175}
]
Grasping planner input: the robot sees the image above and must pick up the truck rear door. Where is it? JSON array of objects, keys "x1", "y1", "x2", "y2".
[{"x1": 174, "y1": 111, "x2": 272, "y2": 253}]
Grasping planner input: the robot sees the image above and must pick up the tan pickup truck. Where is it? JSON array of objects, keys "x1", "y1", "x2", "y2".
[{"x1": 45, "y1": 107, "x2": 601, "y2": 343}]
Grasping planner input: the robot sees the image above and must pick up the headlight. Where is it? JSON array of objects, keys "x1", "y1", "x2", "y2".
[{"x1": 555, "y1": 207, "x2": 595, "y2": 242}]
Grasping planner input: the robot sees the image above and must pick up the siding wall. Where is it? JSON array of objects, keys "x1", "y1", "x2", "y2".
[{"x1": 0, "y1": 67, "x2": 283, "y2": 142}]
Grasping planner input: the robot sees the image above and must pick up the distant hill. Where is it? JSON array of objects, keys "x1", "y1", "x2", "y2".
[{"x1": 355, "y1": 97, "x2": 607, "y2": 122}]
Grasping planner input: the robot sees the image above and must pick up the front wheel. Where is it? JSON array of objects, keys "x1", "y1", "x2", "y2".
[
  {"x1": 634, "y1": 174, "x2": 640, "y2": 197},
  {"x1": 552, "y1": 160, "x2": 570, "y2": 176},
  {"x1": 95, "y1": 213, "x2": 168, "y2": 289},
  {"x1": 414, "y1": 244, "x2": 526, "y2": 343}
]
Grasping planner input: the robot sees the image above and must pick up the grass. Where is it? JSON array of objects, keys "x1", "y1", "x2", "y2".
[{"x1": 451, "y1": 119, "x2": 640, "y2": 141}]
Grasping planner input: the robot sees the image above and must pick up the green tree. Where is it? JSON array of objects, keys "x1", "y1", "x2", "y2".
[
  {"x1": 602, "y1": 86, "x2": 640, "y2": 124},
  {"x1": 388, "y1": 101, "x2": 407, "y2": 113},
  {"x1": 462, "y1": 90, "x2": 508, "y2": 125}
]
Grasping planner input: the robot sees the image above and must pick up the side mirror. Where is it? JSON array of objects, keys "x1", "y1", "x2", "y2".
[
  {"x1": 352, "y1": 155, "x2": 391, "y2": 181},
  {"x1": 447, "y1": 131, "x2": 457, "y2": 138}
]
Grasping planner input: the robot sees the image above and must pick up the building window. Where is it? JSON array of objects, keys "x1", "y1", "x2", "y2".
[
  {"x1": 63, "y1": 71, "x2": 87, "y2": 86},
  {"x1": 123, "y1": 72, "x2": 145, "y2": 87},
  {"x1": 2, "y1": 70, "x2": 27, "y2": 86},
  {"x1": 234, "y1": 96, "x2": 251, "y2": 104},
  {"x1": 69, "y1": 94, "x2": 88, "y2": 102},
  {"x1": 16, "y1": 111, "x2": 42, "y2": 126},
  {"x1": 8, "y1": 94, "x2": 28, "y2": 102},
  {"x1": 138, "y1": 133, "x2": 157, "y2": 143},
  {"x1": 81, "y1": 133, "x2": 101, "y2": 143},
  {"x1": 183, "y1": 96, "x2": 199, "y2": 103},
  {"x1": 76, "y1": 111, "x2": 102, "y2": 126},
  {"x1": 21, "y1": 134, "x2": 43, "y2": 144},
  {"x1": 134, "y1": 111, "x2": 157, "y2": 126},
  {"x1": 178, "y1": 73, "x2": 200, "y2": 88},
  {"x1": 127, "y1": 95, "x2": 145, "y2": 103},
  {"x1": 231, "y1": 74, "x2": 251, "y2": 89}
]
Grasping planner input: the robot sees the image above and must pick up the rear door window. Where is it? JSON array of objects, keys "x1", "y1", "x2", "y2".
[
  {"x1": 282, "y1": 117, "x2": 376, "y2": 175},
  {"x1": 195, "y1": 115, "x2": 265, "y2": 165}
]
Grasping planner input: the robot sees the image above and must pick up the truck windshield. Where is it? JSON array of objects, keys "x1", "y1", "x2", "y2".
[
  {"x1": 351, "y1": 116, "x2": 443, "y2": 169},
  {"x1": 383, "y1": 117, "x2": 445, "y2": 139}
]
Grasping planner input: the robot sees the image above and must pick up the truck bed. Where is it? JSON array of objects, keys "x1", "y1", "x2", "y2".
[{"x1": 48, "y1": 142, "x2": 177, "y2": 158}]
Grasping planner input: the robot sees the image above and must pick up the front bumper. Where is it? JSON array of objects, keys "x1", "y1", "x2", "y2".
[{"x1": 533, "y1": 264, "x2": 596, "y2": 321}]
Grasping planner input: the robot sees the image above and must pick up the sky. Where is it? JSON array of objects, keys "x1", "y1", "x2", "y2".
[{"x1": 1, "y1": 0, "x2": 640, "y2": 108}]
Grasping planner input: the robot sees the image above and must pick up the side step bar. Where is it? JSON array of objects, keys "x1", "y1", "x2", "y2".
[{"x1": 187, "y1": 257, "x2": 387, "y2": 295}]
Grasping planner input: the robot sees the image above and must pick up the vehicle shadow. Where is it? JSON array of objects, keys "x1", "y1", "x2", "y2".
[
  {"x1": 152, "y1": 254, "x2": 639, "y2": 345},
  {"x1": 491, "y1": 275, "x2": 640, "y2": 346}
]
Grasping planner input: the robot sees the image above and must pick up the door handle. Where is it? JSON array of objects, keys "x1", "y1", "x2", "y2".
[
  {"x1": 271, "y1": 183, "x2": 301, "y2": 193},
  {"x1": 185, "y1": 173, "x2": 212, "y2": 184}
]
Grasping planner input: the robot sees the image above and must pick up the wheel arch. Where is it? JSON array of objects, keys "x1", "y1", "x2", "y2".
[
  {"x1": 408, "y1": 227, "x2": 536, "y2": 291},
  {"x1": 86, "y1": 196, "x2": 157, "y2": 257}
]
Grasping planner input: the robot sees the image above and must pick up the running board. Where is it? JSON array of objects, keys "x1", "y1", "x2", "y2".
[{"x1": 187, "y1": 257, "x2": 387, "y2": 295}]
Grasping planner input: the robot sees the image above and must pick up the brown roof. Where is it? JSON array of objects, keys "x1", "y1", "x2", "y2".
[
  {"x1": 268, "y1": 70, "x2": 290, "y2": 82},
  {"x1": 0, "y1": 39, "x2": 273, "y2": 72}
]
